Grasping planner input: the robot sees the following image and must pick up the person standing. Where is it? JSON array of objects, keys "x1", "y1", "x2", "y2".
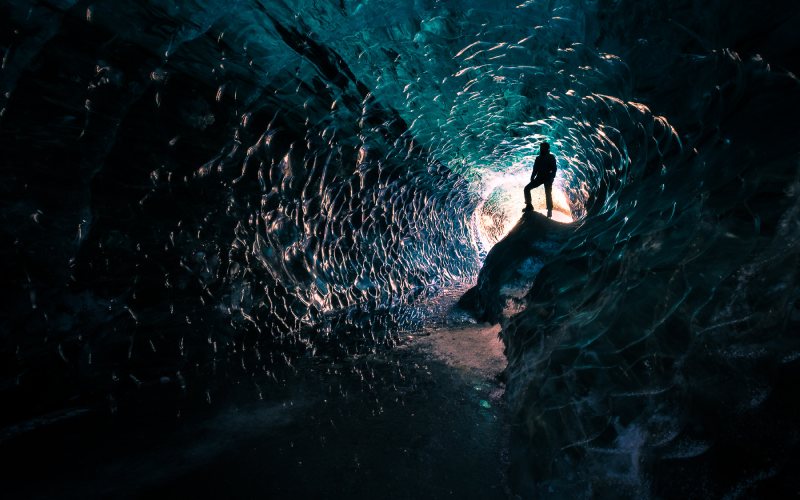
[{"x1": 523, "y1": 142, "x2": 557, "y2": 218}]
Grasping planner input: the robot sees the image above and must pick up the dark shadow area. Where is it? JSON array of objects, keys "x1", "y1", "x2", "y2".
[{"x1": 1, "y1": 328, "x2": 509, "y2": 499}]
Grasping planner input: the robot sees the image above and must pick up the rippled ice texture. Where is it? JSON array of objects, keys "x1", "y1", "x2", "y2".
[{"x1": 1, "y1": 0, "x2": 799, "y2": 496}]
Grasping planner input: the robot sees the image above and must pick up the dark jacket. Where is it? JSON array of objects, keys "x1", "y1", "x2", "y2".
[{"x1": 531, "y1": 152, "x2": 557, "y2": 183}]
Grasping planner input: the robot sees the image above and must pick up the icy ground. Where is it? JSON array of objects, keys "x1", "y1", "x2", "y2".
[{"x1": 4, "y1": 288, "x2": 510, "y2": 499}]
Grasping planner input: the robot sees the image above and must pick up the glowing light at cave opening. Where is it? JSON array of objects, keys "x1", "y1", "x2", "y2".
[{"x1": 472, "y1": 162, "x2": 574, "y2": 252}]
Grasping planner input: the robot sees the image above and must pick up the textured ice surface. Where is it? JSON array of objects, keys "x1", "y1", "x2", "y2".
[{"x1": 1, "y1": 0, "x2": 799, "y2": 497}]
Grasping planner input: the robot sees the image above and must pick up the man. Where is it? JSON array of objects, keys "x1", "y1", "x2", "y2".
[{"x1": 523, "y1": 141, "x2": 557, "y2": 218}]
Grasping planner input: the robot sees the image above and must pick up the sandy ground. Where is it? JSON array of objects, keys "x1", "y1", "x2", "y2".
[{"x1": 413, "y1": 323, "x2": 506, "y2": 380}]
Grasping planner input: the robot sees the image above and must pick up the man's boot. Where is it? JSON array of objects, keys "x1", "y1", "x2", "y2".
[
  {"x1": 547, "y1": 209, "x2": 552, "y2": 218},
  {"x1": 523, "y1": 204, "x2": 533, "y2": 212}
]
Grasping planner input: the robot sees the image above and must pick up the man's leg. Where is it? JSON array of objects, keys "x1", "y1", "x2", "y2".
[
  {"x1": 544, "y1": 183, "x2": 553, "y2": 218},
  {"x1": 523, "y1": 181, "x2": 536, "y2": 207}
]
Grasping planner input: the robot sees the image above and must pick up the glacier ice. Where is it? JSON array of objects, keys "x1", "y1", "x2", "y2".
[{"x1": 1, "y1": 0, "x2": 799, "y2": 496}]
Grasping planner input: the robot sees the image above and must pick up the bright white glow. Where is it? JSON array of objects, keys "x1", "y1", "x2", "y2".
[{"x1": 472, "y1": 161, "x2": 574, "y2": 252}]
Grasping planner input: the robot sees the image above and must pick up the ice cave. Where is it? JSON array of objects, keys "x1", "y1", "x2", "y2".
[{"x1": 1, "y1": 0, "x2": 799, "y2": 497}]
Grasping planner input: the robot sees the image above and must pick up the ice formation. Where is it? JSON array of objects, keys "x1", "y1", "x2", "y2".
[{"x1": 1, "y1": 0, "x2": 799, "y2": 496}]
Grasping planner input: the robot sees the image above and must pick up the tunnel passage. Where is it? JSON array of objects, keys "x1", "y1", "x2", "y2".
[
  {"x1": 0, "y1": 1, "x2": 681, "y2": 418},
  {"x1": 2, "y1": 0, "x2": 800, "y2": 497}
]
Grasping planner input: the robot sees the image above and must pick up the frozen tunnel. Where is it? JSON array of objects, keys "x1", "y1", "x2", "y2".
[{"x1": 1, "y1": 0, "x2": 800, "y2": 497}]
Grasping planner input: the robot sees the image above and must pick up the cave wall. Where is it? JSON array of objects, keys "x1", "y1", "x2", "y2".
[{"x1": 0, "y1": 1, "x2": 478, "y2": 423}]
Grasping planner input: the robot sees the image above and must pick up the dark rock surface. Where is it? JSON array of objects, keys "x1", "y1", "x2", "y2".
[{"x1": 459, "y1": 212, "x2": 574, "y2": 324}]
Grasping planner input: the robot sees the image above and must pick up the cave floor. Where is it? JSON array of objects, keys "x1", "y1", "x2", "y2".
[{"x1": 4, "y1": 288, "x2": 510, "y2": 499}]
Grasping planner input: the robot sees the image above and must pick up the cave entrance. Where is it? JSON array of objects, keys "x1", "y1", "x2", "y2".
[{"x1": 472, "y1": 169, "x2": 573, "y2": 252}]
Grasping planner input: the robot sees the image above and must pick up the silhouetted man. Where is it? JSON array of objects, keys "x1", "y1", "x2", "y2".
[{"x1": 523, "y1": 142, "x2": 557, "y2": 218}]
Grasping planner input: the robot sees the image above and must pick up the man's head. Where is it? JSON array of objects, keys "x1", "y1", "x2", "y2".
[{"x1": 540, "y1": 142, "x2": 550, "y2": 154}]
